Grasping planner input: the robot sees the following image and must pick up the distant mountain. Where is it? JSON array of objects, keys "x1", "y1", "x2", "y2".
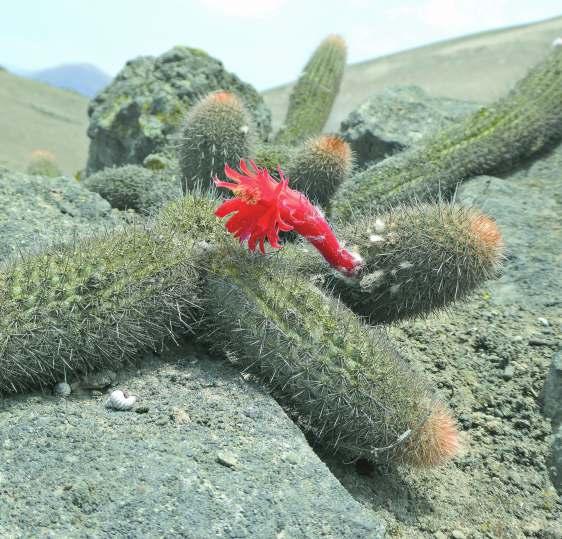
[{"x1": 30, "y1": 63, "x2": 112, "y2": 98}]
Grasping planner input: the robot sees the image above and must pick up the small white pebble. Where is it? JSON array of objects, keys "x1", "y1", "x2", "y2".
[
  {"x1": 369, "y1": 234, "x2": 384, "y2": 243},
  {"x1": 106, "y1": 389, "x2": 137, "y2": 411},
  {"x1": 53, "y1": 382, "x2": 71, "y2": 397},
  {"x1": 537, "y1": 317, "x2": 549, "y2": 327},
  {"x1": 374, "y1": 218, "x2": 386, "y2": 233},
  {"x1": 240, "y1": 125, "x2": 249, "y2": 134},
  {"x1": 552, "y1": 37, "x2": 562, "y2": 47}
]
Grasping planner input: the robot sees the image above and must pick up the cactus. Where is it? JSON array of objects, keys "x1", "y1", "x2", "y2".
[
  {"x1": 330, "y1": 45, "x2": 562, "y2": 221},
  {"x1": 179, "y1": 91, "x2": 255, "y2": 194},
  {"x1": 275, "y1": 35, "x2": 347, "y2": 146},
  {"x1": 82, "y1": 164, "x2": 182, "y2": 213},
  {"x1": 253, "y1": 143, "x2": 295, "y2": 175},
  {"x1": 203, "y1": 248, "x2": 459, "y2": 466},
  {"x1": 286, "y1": 135, "x2": 352, "y2": 207},
  {"x1": 0, "y1": 207, "x2": 214, "y2": 393},
  {"x1": 26, "y1": 149, "x2": 62, "y2": 178},
  {"x1": 286, "y1": 202, "x2": 505, "y2": 323}
]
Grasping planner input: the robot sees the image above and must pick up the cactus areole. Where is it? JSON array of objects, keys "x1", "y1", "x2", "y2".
[{"x1": 214, "y1": 161, "x2": 363, "y2": 275}]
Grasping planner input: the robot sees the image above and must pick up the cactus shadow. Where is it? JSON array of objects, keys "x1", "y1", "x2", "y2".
[{"x1": 312, "y1": 445, "x2": 436, "y2": 525}]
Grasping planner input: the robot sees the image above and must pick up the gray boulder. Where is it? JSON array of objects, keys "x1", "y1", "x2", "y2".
[
  {"x1": 0, "y1": 343, "x2": 385, "y2": 537},
  {"x1": 86, "y1": 46, "x2": 271, "y2": 175},
  {"x1": 339, "y1": 86, "x2": 479, "y2": 167},
  {"x1": 0, "y1": 168, "x2": 127, "y2": 261}
]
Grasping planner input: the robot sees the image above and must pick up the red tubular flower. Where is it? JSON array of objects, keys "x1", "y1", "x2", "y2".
[{"x1": 214, "y1": 160, "x2": 363, "y2": 275}]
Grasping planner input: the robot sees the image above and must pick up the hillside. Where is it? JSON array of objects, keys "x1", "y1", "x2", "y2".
[
  {"x1": 263, "y1": 15, "x2": 562, "y2": 132},
  {"x1": 1, "y1": 15, "x2": 560, "y2": 176},
  {"x1": 0, "y1": 68, "x2": 89, "y2": 175},
  {"x1": 31, "y1": 63, "x2": 111, "y2": 98}
]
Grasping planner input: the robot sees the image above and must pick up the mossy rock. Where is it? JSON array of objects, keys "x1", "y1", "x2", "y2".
[{"x1": 86, "y1": 46, "x2": 272, "y2": 175}]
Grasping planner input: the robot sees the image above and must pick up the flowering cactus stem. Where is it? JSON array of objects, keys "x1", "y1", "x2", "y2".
[
  {"x1": 284, "y1": 202, "x2": 504, "y2": 323},
  {"x1": 214, "y1": 161, "x2": 363, "y2": 275}
]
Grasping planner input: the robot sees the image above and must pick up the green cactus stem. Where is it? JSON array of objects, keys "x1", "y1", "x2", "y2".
[
  {"x1": 82, "y1": 164, "x2": 182, "y2": 213},
  {"x1": 286, "y1": 135, "x2": 353, "y2": 207},
  {"x1": 290, "y1": 202, "x2": 504, "y2": 323},
  {"x1": 330, "y1": 45, "x2": 562, "y2": 221},
  {"x1": 203, "y1": 248, "x2": 459, "y2": 466},
  {"x1": 0, "y1": 201, "x2": 218, "y2": 394},
  {"x1": 179, "y1": 91, "x2": 255, "y2": 194},
  {"x1": 275, "y1": 35, "x2": 347, "y2": 146}
]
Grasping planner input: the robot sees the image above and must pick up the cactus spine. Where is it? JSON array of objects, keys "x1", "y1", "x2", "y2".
[
  {"x1": 303, "y1": 203, "x2": 504, "y2": 323},
  {"x1": 275, "y1": 35, "x2": 347, "y2": 146},
  {"x1": 203, "y1": 249, "x2": 459, "y2": 466},
  {"x1": 0, "y1": 196, "x2": 224, "y2": 394},
  {"x1": 179, "y1": 91, "x2": 255, "y2": 194},
  {"x1": 330, "y1": 45, "x2": 562, "y2": 221}
]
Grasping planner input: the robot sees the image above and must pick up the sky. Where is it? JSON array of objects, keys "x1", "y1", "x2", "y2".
[{"x1": 1, "y1": 0, "x2": 561, "y2": 90}]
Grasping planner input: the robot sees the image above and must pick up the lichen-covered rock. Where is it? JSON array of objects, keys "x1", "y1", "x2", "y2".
[
  {"x1": 82, "y1": 164, "x2": 182, "y2": 213},
  {"x1": 339, "y1": 86, "x2": 480, "y2": 168},
  {"x1": 86, "y1": 46, "x2": 271, "y2": 175},
  {"x1": 0, "y1": 168, "x2": 127, "y2": 261}
]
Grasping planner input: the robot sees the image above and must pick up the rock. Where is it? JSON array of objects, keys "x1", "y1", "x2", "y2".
[
  {"x1": 339, "y1": 86, "x2": 480, "y2": 167},
  {"x1": 544, "y1": 350, "x2": 562, "y2": 427},
  {"x1": 0, "y1": 169, "x2": 127, "y2": 261},
  {"x1": 456, "y1": 160, "x2": 561, "y2": 309},
  {"x1": 86, "y1": 46, "x2": 271, "y2": 175},
  {"x1": 549, "y1": 424, "x2": 562, "y2": 494},
  {"x1": 0, "y1": 344, "x2": 385, "y2": 537},
  {"x1": 53, "y1": 382, "x2": 71, "y2": 397}
]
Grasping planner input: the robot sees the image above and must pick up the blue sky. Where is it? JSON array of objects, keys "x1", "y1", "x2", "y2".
[{"x1": 2, "y1": 0, "x2": 561, "y2": 90}]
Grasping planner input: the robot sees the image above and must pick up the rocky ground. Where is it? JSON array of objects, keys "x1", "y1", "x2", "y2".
[{"x1": 0, "y1": 84, "x2": 561, "y2": 537}]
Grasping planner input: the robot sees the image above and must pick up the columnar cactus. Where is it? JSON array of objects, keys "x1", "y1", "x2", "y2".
[
  {"x1": 286, "y1": 134, "x2": 353, "y2": 207},
  {"x1": 178, "y1": 36, "x2": 351, "y2": 207},
  {"x1": 26, "y1": 149, "x2": 62, "y2": 178},
  {"x1": 0, "y1": 216, "x2": 209, "y2": 393},
  {"x1": 204, "y1": 248, "x2": 459, "y2": 466},
  {"x1": 179, "y1": 91, "x2": 255, "y2": 194},
  {"x1": 286, "y1": 202, "x2": 505, "y2": 323},
  {"x1": 82, "y1": 164, "x2": 182, "y2": 212},
  {"x1": 275, "y1": 34, "x2": 347, "y2": 146},
  {"x1": 330, "y1": 44, "x2": 562, "y2": 221}
]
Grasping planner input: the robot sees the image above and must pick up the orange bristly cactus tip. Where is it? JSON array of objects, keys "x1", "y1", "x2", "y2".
[
  {"x1": 30, "y1": 149, "x2": 56, "y2": 161},
  {"x1": 402, "y1": 402, "x2": 460, "y2": 467},
  {"x1": 313, "y1": 135, "x2": 352, "y2": 161},
  {"x1": 325, "y1": 34, "x2": 347, "y2": 50},
  {"x1": 213, "y1": 160, "x2": 364, "y2": 274},
  {"x1": 208, "y1": 90, "x2": 239, "y2": 105},
  {"x1": 469, "y1": 212, "x2": 504, "y2": 253}
]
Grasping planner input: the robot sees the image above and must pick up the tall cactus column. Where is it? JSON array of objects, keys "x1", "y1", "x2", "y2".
[
  {"x1": 203, "y1": 248, "x2": 459, "y2": 466},
  {"x1": 275, "y1": 35, "x2": 347, "y2": 146},
  {"x1": 331, "y1": 44, "x2": 562, "y2": 221}
]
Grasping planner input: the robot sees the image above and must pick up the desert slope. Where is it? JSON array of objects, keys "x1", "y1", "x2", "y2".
[
  {"x1": 0, "y1": 68, "x2": 89, "y2": 175},
  {"x1": 263, "y1": 15, "x2": 562, "y2": 132}
]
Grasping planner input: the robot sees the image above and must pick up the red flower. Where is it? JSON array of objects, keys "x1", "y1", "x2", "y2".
[{"x1": 214, "y1": 160, "x2": 363, "y2": 275}]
